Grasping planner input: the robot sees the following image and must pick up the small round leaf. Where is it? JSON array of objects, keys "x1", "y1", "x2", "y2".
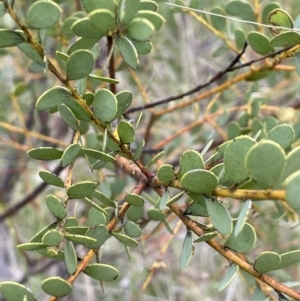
[
  {"x1": 66, "y1": 49, "x2": 94, "y2": 80},
  {"x1": 225, "y1": 223, "x2": 256, "y2": 253},
  {"x1": 89, "y1": 9, "x2": 116, "y2": 32},
  {"x1": 157, "y1": 164, "x2": 175, "y2": 184},
  {"x1": 247, "y1": 31, "x2": 274, "y2": 55},
  {"x1": 117, "y1": 121, "x2": 135, "y2": 144},
  {"x1": 124, "y1": 221, "x2": 142, "y2": 238},
  {"x1": 39, "y1": 170, "x2": 64, "y2": 187},
  {"x1": 41, "y1": 277, "x2": 72, "y2": 297},
  {"x1": 93, "y1": 88, "x2": 118, "y2": 123},
  {"x1": 178, "y1": 150, "x2": 204, "y2": 179},
  {"x1": 61, "y1": 143, "x2": 81, "y2": 167},
  {"x1": 180, "y1": 170, "x2": 218, "y2": 194},
  {"x1": 254, "y1": 252, "x2": 281, "y2": 274},
  {"x1": 84, "y1": 263, "x2": 119, "y2": 281},
  {"x1": 245, "y1": 140, "x2": 285, "y2": 189},
  {"x1": 46, "y1": 194, "x2": 66, "y2": 219},
  {"x1": 265, "y1": 124, "x2": 295, "y2": 149},
  {"x1": 42, "y1": 230, "x2": 62, "y2": 246},
  {"x1": 126, "y1": 17, "x2": 155, "y2": 41},
  {"x1": 26, "y1": 0, "x2": 62, "y2": 29},
  {"x1": 0, "y1": 282, "x2": 36, "y2": 301},
  {"x1": 67, "y1": 181, "x2": 97, "y2": 199},
  {"x1": 125, "y1": 194, "x2": 144, "y2": 207}
]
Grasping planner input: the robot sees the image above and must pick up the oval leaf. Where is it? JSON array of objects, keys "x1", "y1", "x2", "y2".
[
  {"x1": 0, "y1": 282, "x2": 36, "y2": 301},
  {"x1": 64, "y1": 240, "x2": 77, "y2": 275},
  {"x1": 26, "y1": 0, "x2": 62, "y2": 29},
  {"x1": 39, "y1": 170, "x2": 64, "y2": 187},
  {"x1": 111, "y1": 232, "x2": 138, "y2": 247},
  {"x1": 206, "y1": 199, "x2": 232, "y2": 235},
  {"x1": 245, "y1": 140, "x2": 285, "y2": 189},
  {"x1": 58, "y1": 104, "x2": 79, "y2": 131},
  {"x1": 66, "y1": 49, "x2": 94, "y2": 80},
  {"x1": 125, "y1": 194, "x2": 144, "y2": 207},
  {"x1": 254, "y1": 252, "x2": 281, "y2": 274},
  {"x1": 84, "y1": 263, "x2": 119, "y2": 281},
  {"x1": 93, "y1": 88, "x2": 118, "y2": 123},
  {"x1": 41, "y1": 277, "x2": 72, "y2": 297},
  {"x1": 117, "y1": 120, "x2": 135, "y2": 144},
  {"x1": 180, "y1": 170, "x2": 218, "y2": 194},
  {"x1": 126, "y1": 17, "x2": 155, "y2": 41},
  {"x1": 225, "y1": 223, "x2": 256, "y2": 253},
  {"x1": 116, "y1": 36, "x2": 139, "y2": 69},
  {"x1": 178, "y1": 150, "x2": 204, "y2": 179},
  {"x1": 83, "y1": 225, "x2": 109, "y2": 249},
  {"x1": 46, "y1": 194, "x2": 66, "y2": 219},
  {"x1": 265, "y1": 124, "x2": 295, "y2": 149},
  {"x1": 67, "y1": 181, "x2": 97, "y2": 199},
  {"x1": 28, "y1": 147, "x2": 63, "y2": 161},
  {"x1": 61, "y1": 143, "x2": 81, "y2": 167}
]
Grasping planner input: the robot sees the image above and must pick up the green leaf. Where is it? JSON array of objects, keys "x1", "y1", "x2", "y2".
[
  {"x1": 285, "y1": 171, "x2": 300, "y2": 215},
  {"x1": 42, "y1": 230, "x2": 62, "y2": 246},
  {"x1": 247, "y1": 32, "x2": 274, "y2": 55},
  {"x1": 67, "y1": 181, "x2": 97, "y2": 199},
  {"x1": 270, "y1": 32, "x2": 300, "y2": 47},
  {"x1": 245, "y1": 70, "x2": 271, "y2": 81},
  {"x1": 84, "y1": 263, "x2": 119, "y2": 281},
  {"x1": 184, "y1": 201, "x2": 209, "y2": 217},
  {"x1": 116, "y1": 36, "x2": 139, "y2": 69},
  {"x1": 178, "y1": 149, "x2": 204, "y2": 179},
  {"x1": 0, "y1": 2, "x2": 6, "y2": 18},
  {"x1": 234, "y1": 200, "x2": 252, "y2": 236},
  {"x1": 46, "y1": 194, "x2": 66, "y2": 219},
  {"x1": 111, "y1": 232, "x2": 138, "y2": 247},
  {"x1": 194, "y1": 232, "x2": 217, "y2": 243},
  {"x1": 93, "y1": 88, "x2": 118, "y2": 123},
  {"x1": 68, "y1": 37, "x2": 99, "y2": 54},
  {"x1": 66, "y1": 49, "x2": 94, "y2": 80},
  {"x1": 167, "y1": 191, "x2": 185, "y2": 206},
  {"x1": 127, "y1": 205, "x2": 144, "y2": 222},
  {"x1": 64, "y1": 217, "x2": 79, "y2": 228},
  {"x1": 26, "y1": 0, "x2": 62, "y2": 29},
  {"x1": 147, "y1": 208, "x2": 165, "y2": 220},
  {"x1": 275, "y1": 250, "x2": 300, "y2": 270},
  {"x1": 124, "y1": 221, "x2": 142, "y2": 237},
  {"x1": 29, "y1": 222, "x2": 59, "y2": 243},
  {"x1": 89, "y1": 9, "x2": 116, "y2": 32},
  {"x1": 83, "y1": 225, "x2": 108, "y2": 249},
  {"x1": 179, "y1": 230, "x2": 193, "y2": 272},
  {"x1": 137, "y1": 10, "x2": 165, "y2": 31},
  {"x1": 39, "y1": 170, "x2": 64, "y2": 187},
  {"x1": 245, "y1": 140, "x2": 285, "y2": 189},
  {"x1": 262, "y1": 3, "x2": 281, "y2": 25},
  {"x1": 65, "y1": 226, "x2": 89, "y2": 235},
  {"x1": 125, "y1": 194, "x2": 144, "y2": 207},
  {"x1": 180, "y1": 170, "x2": 218, "y2": 194},
  {"x1": 159, "y1": 189, "x2": 170, "y2": 211},
  {"x1": 61, "y1": 143, "x2": 81, "y2": 167},
  {"x1": 210, "y1": 7, "x2": 226, "y2": 31},
  {"x1": 41, "y1": 277, "x2": 72, "y2": 297},
  {"x1": 118, "y1": 0, "x2": 140, "y2": 24},
  {"x1": 17, "y1": 242, "x2": 47, "y2": 251},
  {"x1": 225, "y1": 1, "x2": 256, "y2": 22},
  {"x1": 0, "y1": 30, "x2": 25, "y2": 48},
  {"x1": 217, "y1": 264, "x2": 239, "y2": 292},
  {"x1": 37, "y1": 248, "x2": 65, "y2": 261},
  {"x1": 64, "y1": 234, "x2": 97, "y2": 244},
  {"x1": 117, "y1": 121, "x2": 135, "y2": 143},
  {"x1": 81, "y1": 0, "x2": 115, "y2": 13},
  {"x1": 265, "y1": 124, "x2": 295, "y2": 149},
  {"x1": 225, "y1": 223, "x2": 256, "y2": 253},
  {"x1": 234, "y1": 29, "x2": 246, "y2": 50},
  {"x1": 139, "y1": 0, "x2": 158, "y2": 11},
  {"x1": 88, "y1": 207, "x2": 107, "y2": 226},
  {"x1": 36, "y1": 86, "x2": 73, "y2": 111},
  {"x1": 126, "y1": 17, "x2": 155, "y2": 41},
  {"x1": 18, "y1": 42, "x2": 44, "y2": 65},
  {"x1": 267, "y1": 8, "x2": 293, "y2": 36},
  {"x1": 205, "y1": 140, "x2": 230, "y2": 166},
  {"x1": 80, "y1": 148, "x2": 116, "y2": 162},
  {"x1": 157, "y1": 164, "x2": 175, "y2": 184},
  {"x1": 58, "y1": 104, "x2": 79, "y2": 131},
  {"x1": 64, "y1": 240, "x2": 77, "y2": 275},
  {"x1": 93, "y1": 190, "x2": 116, "y2": 207},
  {"x1": 0, "y1": 282, "x2": 36, "y2": 301},
  {"x1": 131, "y1": 39, "x2": 153, "y2": 54},
  {"x1": 146, "y1": 150, "x2": 164, "y2": 167},
  {"x1": 88, "y1": 74, "x2": 119, "y2": 84},
  {"x1": 206, "y1": 199, "x2": 232, "y2": 235},
  {"x1": 133, "y1": 139, "x2": 145, "y2": 160},
  {"x1": 28, "y1": 147, "x2": 63, "y2": 161},
  {"x1": 224, "y1": 136, "x2": 255, "y2": 184},
  {"x1": 71, "y1": 18, "x2": 105, "y2": 39},
  {"x1": 277, "y1": 146, "x2": 300, "y2": 186},
  {"x1": 254, "y1": 252, "x2": 281, "y2": 274}
]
